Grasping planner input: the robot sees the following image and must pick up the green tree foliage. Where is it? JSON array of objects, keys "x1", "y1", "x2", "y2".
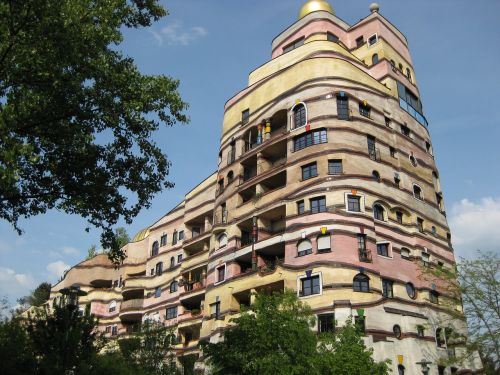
[
  {"x1": 202, "y1": 290, "x2": 390, "y2": 375},
  {"x1": 0, "y1": 0, "x2": 188, "y2": 262},
  {"x1": 420, "y1": 251, "x2": 500, "y2": 374},
  {"x1": 18, "y1": 281, "x2": 51, "y2": 307},
  {"x1": 0, "y1": 315, "x2": 37, "y2": 375},
  {"x1": 86, "y1": 244, "x2": 98, "y2": 260}
]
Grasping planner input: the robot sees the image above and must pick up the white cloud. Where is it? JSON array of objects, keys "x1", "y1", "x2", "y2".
[
  {"x1": 46, "y1": 261, "x2": 70, "y2": 280},
  {"x1": 151, "y1": 21, "x2": 207, "y2": 46},
  {"x1": 62, "y1": 246, "x2": 79, "y2": 255},
  {"x1": 0, "y1": 267, "x2": 36, "y2": 297},
  {"x1": 448, "y1": 197, "x2": 500, "y2": 258}
]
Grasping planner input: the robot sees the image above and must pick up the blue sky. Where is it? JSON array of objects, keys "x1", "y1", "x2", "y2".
[{"x1": 1, "y1": 0, "x2": 499, "y2": 304}]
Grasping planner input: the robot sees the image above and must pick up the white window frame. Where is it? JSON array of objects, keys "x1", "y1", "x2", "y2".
[
  {"x1": 376, "y1": 241, "x2": 392, "y2": 259},
  {"x1": 413, "y1": 183, "x2": 424, "y2": 200},
  {"x1": 217, "y1": 233, "x2": 228, "y2": 249},
  {"x1": 297, "y1": 272, "x2": 322, "y2": 299},
  {"x1": 214, "y1": 263, "x2": 227, "y2": 285},
  {"x1": 367, "y1": 33, "x2": 378, "y2": 46},
  {"x1": 290, "y1": 102, "x2": 308, "y2": 131},
  {"x1": 344, "y1": 192, "x2": 365, "y2": 213}
]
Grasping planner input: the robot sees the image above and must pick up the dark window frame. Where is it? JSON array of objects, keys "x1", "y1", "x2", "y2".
[
  {"x1": 353, "y1": 274, "x2": 370, "y2": 292},
  {"x1": 328, "y1": 159, "x2": 342, "y2": 175},
  {"x1": 310, "y1": 196, "x2": 326, "y2": 214},
  {"x1": 301, "y1": 162, "x2": 318, "y2": 180},
  {"x1": 293, "y1": 129, "x2": 327, "y2": 151},
  {"x1": 377, "y1": 243, "x2": 390, "y2": 257},
  {"x1": 382, "y1": 279, "x2": 394, "y2": 298},
  {"x1": 347, "y1": 195, "x2": 361, "y2": 212},
  {"x1": 293, "y1": 103, "x2": 307, "y2": 129},
  {"x1": 318, "y1": 313, "x2": 335, "y2": 333},
  {"x1": 166, "y1": 306, "x2": 178, "y2": 320},
  {"x1": 300, "y1": 275, "x2": 321, "y2": 297}
]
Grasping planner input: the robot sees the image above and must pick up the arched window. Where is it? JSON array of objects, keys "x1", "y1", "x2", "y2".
[
  {"x1": 406, "y1": 282, "x2": 416, "y2": 299},
  {"x1": 390, "y1": 59, "x2": 396, "y2": 68},
  {"x1": 410, "y1": 155, "x2": 417, "y2": 166},
  {"x1": 400, "y1": 247, "x2": 410, "y2": 259},
  {"x1": 398, "y1": 63, "x2": 403, "y2": 72},
  {"x1": 372, "y1": 170, "x2": 380, "y2": 182},
  {"x1": 108, "y1": 300, "x2": 117, "y2": 313},
  {"x1": 297, "y1": 239, "x2": 312, "y2": 257},
  {"x1": 393, "y1": 324, "x2": 402, "y2": 339},
  {"x1": 353, "y1": 274, "x2": 369, "y2": 292},
  {"x1": 170, "y1": 257, "x2": 175, "y2": 269},
  {"x1": 151, "y1": 241, "x2": 159, "y2": 256},
  {"x1": 436, "y1": 328, "x2": 446, "y2": 348},
  {"x1": 372, "y1": 53, "x2": 379, "y2": 65},
  {"x1": 170, "y1": 280, "x2": 178, "y2": 293},
  {"x1": 155, "y1": 262, "x2": 163, "y2": 276},
  {"x1": 292, "y1": 103, "x2": 307, "y2": 129},
  {"x1": 373, "y1": 204, "x2": 385, "y2": 221},
  {"x1": 227, "y1": 171, "x2": 234, "y2": 183},
  {"x1": 406, "y1": 68, "x2": 412, "y2": 81},
  {"x1": 217, "y1": 233, "x2": 228, "y2": 249},
  {"x1": 413, "y1": 184, "x2": 423, "y2": 200}
]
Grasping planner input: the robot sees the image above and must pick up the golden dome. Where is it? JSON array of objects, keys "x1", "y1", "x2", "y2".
[
  {"x1": 298, "y1": 0, "x2": 335, "y2": 19},
  {"x1": 132, "y1": 227, "x2": 150, "y2": 242}
]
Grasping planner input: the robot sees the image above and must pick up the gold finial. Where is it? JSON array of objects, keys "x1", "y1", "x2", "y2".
[{"x1": 298, "y1": 0, "x2": 335, "y2": 19}]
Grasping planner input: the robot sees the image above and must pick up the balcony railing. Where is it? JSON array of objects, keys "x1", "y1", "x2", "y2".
[
  {"x1": 120, "y1": 298, "x2": 144, "y2": 312},
  {"x1": 213, "y1": 210, "x2": 228, "y2": 226},
  {"x1": 358, "y1": 249, "x2": 372, "y2": 263},
  {"x1": 242, "y1": 126, "x2": 287, "y2": 155},
  {"x1": 182, "y1": 280, "x2": 205, "y2": 293}
]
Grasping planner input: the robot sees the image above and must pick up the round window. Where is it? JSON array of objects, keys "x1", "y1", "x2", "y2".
[
  {"x1": 406, "y1": 282, "x2": 416, "y2": 299},
  {"x1": 393, "y1": 324, "x2": 402, "y2": 339}
]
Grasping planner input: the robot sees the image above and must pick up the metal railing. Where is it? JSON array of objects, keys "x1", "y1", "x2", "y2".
[{"x1": 358, "y1": 249, "x2": 372, "y2": 263}]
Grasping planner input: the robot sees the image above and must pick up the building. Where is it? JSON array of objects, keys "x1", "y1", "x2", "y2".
[{"x1": 50, "y1": 1, "x2": 483, "y2": 373}]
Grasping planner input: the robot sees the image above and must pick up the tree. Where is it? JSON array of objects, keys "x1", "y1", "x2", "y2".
[
  {"x1": 18, "y1": 281, "x2": 51, "y2": 307},
  {"x1": 419, "y1": 251, "x2": 499, "y2": 374},
  {"x1": 0, "y1": 315, "x2": 37, "y2": 375},
  {"x1": 0, "y1": 0, "x2": 188, "y2": 262},
  {"x1": 86, "y1": 244, "x2": 98, "y2": 260},
  {"x1": 202, "y1": 290, "x2": 390, "y2": 375}
]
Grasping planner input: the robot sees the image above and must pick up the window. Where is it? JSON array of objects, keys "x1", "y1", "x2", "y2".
[
  {"x1": 155, "y1": 286, "x2": 161, "y2": 298},
  {"x1": 111, "y1": 325, "x2": 118, "y2": 336},
  {"x1": 400, "y1": 124, "x2": 411, "y2": 137},
  {"x1": 368, "y1": 34, "x2": 377, "y2": 45},
  {"x1": 373, "y1": 204, "x2": 384, "y2": 221},
  {"x1": 417, "y1": 325, "x2": 425, "y2": 337},
  {"x1": 297, "y1": 200, "x2": 305, "y2": 215},
  {"x1": 354, "y1": 316, "x2": 366, "y2": 333},
  {"x1": 160, "y1": 235, "x2": 167, "y2": 247},
  {"x1": 430, "y1": 290, "x2": 439, "y2": 304},
  {"x1": 371, "y1": 53, "x2": 379, "y2": 65},
  {"x1": 317, "y1": 235, "x2": 331, "y2": 253},
  {"x1": 347, "y1": 195, "x2": 361, "y2": 212},
  {"x1": 398, "y1": 365, "x2": 405, "y2": 375},
  {"x1": 293, "y1": 129, "x2": 327, "y2": 151},
  {"x1": 372, "y1": 170, "x2": 380, "y2": 182},
  {"x1": 406, "y1": 68, "x2": 412, "y2": 81},
  {"x1": 327, "y1": 32, "x2": 339, "y2": 42},
  {"x1": 170, "y1": 257, "x2": 175, "y2": 268},
  {"x1": 357, "y1": 234, "x2": 366, "y2": 252},
  {"x1": 155, "y1": 262, "x2": 163, "y2": 276},
  {"x1": 337, "y1": 93, "x2": 349, "y2": 120},
  {"x1": 166, "y1": 306, "x2": 178, "y2": 320},
  {"x1": 310, "y1": 196, "x2": 326, "y2": 213},
  {"x1": 301, "y1": 162, "x2": 318, "y2": 180},
  {"x1": 396, "y1": 81, "x2": 427, "y2": 127},
  {"x1": 297, "y1": 239, "x2": 313, "y2": 257},
  {"x1": 217, "y1": 265, "x2": 226, "y2": 282},
  {"x1": 422, "y1": 252, "x2": 430, "y2": 267},
  {"x1": 328, "y1": 159, "x2": 342, "y2": 175},
  {"x1": 105, "y1": 326, "x2": 111, "y2": 333},
  {"x1": 417, "y1": 217, "x2": 424, "y2": 233},
  {"x1": 406, "y1": 282, "x2": 416, "y2": 299},
  {"x1": 359, "y1": 101, "x2": 371, "y2": 118},
  {"x1": 151, "y1": 241, "x2": 159, "y2": 256},
  {"x1": 177, "y1": 254, "x2": 183, "y2": 263},
  {"x1": 150, "y1": 268, "x2": 154, "y2": 276},
  {"x1": 210, "y1": 301, "x2": 221, "y2": 319},
  {"x1": 172, "y1": 230, "x2": 178, "y2": 245},
  {"x1": 355, "y1": 36, "x2": 364, "y2": 47},
  {"x1": 217, "y1": 233, "x2": 228, "y2": 249},
  {"x1": 410, "y1": 155, "x2": 417, "y2": 167},
  {"x1": 413, "y1": 185, "x2": 423, "y2": 200},
  {"x1": 394, "y1": 172, "x2": 400, "y2": 187},
  {"x1": 382, "y1": 279, "x2": 393, "y2": 298},
  {"x1": 108, "y1": 301, "x2": 117, "y2": 313},
  {"x1": 431, "y1": 226, "x2": 437, "y2": 236},
  {"x1": 353, "y1": 274, "x2": 369, "y2": 292},
  {"x1": 436, "y1": 327, "x2": 445, "y2": 347},
  {"x1": 293, "y1": 103, "x2": 307, "y2": 128},
  {"x1": 178, "y1": 230, "x2": 184, "y2": 241},
  {"x1": 367, "y1": 135, "x2": 377, "y2": 160},
  {"x1": 283, "y1": 37, "x2": 304, "y2": 53},
  {"x1": 385, "y1": 116, "x2": 391, "y2": 127},
  {"x1": 400, "y1": 247, "x2": 410, "y2": 260},
  {"x1": 242, "y1": 109, "x2": 250, "y2": 125},
  {"x1": 390, "y1": 147, "x2": 396, "y2": 158},
  {"x1": 377, "y1": 243, "x2": 389, "y2": 257},
  {"x1": 393, "y1": 324, "x2": 402, "y2": 339},
  {"x1": 318, "y1": 313, "x2": 335, "y2": 333},
  {"x1": 398, "y1": 63, "x2": 403, "y2": 72},
  {"x1": 170, "y1": 280, "x2": 178, "y2": 293},
  {"x1": 300, "y1": 275, "x2": 321, "y2": 297},
  {"x1": 390, "y1": 59, "x2": 396, "y2": 68},
  {"x1": 438, "y1": 366, "x2": 446, "y2": 375},
  {"x1": 396, "y1": 211, "x2": 403, "y2": 224}
]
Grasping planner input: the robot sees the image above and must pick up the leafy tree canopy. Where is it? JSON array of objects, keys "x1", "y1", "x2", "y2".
[
  {"x1": 202, "y1": 290, "x2": 390, "y2": 375},
  {"x1": 0, "y1": 0, "x2": 188, "y2": 262},
  {"x1": 17, "y1": 281, "x2": 51, "y2": 307}
]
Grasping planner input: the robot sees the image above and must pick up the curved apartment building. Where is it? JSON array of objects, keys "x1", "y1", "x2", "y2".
[{"x1": 51, "y1": 2, "x2": 483, "y2": 374}]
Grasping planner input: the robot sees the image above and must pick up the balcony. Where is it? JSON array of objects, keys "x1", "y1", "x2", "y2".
[
  {"x1": 242, "y1": 124, "x2": 287, "y2": 156},
  {"x1": 119, "y1": 298, "x2": 144, "y2": 323},
  {"x1": 181, "y1": 250, "x2": 209, "y2": 273},
  {"x1": 213, "y1": 210, "x2": 229, "y2": 229},
  {"x1": 358, "y1": 249, "x2": 373, "y2": 263}
]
